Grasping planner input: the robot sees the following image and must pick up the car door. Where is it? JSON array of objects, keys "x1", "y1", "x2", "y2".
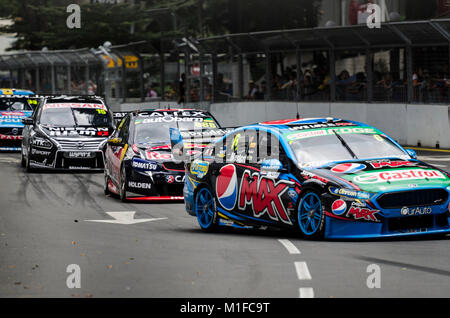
[{"x1": 241, "y1": 130, "x2": 295, "y2": 226}]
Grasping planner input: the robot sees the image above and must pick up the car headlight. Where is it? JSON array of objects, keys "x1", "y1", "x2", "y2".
[{"x1": 329, "y1": 186, "x2": 374, "y2": 201}]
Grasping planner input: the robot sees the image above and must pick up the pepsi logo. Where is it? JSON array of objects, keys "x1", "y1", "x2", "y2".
[
  {"x1": 216, "y1": 164, "x2": 238, "y2": 210},
  {"x1": 331, "y1": 163, "x2": 366, "y2": 174},
  {"x1": 331, "y1": 199, "x2": 347, "y2": 215}
]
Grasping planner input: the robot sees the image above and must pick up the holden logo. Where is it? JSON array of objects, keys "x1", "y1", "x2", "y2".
[
  {"x1": 401, "y1": 207, "x2": 409, "y2": 216},
  {"x1": 77, "y1": 142, "x2": 85, "y2": 150},
  {"x1": 11, "y1": 128, "x2": 19, "y2": 135}
]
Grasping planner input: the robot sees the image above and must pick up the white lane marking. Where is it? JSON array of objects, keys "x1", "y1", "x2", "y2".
[
  {"x1": 299, "y1": 287, "x2": 314, "y2": 298},
  {"x1": 278, "y1": 239, "x2": 301, "y2": 254},
  {"x1": 85, "y1": 211, "x2": 167, "y2": 225},
  {"x1": 294, "y1": 261, "x2": 312, "y2": 280}
]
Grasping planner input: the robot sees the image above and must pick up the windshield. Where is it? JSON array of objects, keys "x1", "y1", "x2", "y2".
[
  {"x1": 40, "y1": 103, "x2": 112, "y2": 127},
  {"x1": 0, "y1": 98, "x2": 33, "y2": 111},
  {"x1": 286, "y1": 126, "x2": 408, "y2": 167},
  {"x1": 134, "y1": 116, "x2": 218, "y2": 145}
]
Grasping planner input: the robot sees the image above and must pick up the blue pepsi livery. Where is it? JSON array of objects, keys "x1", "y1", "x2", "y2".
[
  {"x1": 0, "y1": 90, "x2": 36, "y2": 151},
  {"x1": 182, "y1": 118, "x2": 450, "y2": 239}
]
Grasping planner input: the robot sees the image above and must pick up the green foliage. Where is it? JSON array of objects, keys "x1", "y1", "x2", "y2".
[{"x1": 0, "y1": 0, "x2": 321, "y2": 51}]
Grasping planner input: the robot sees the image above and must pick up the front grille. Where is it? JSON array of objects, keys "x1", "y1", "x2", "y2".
[
  {"x1": 163, "y1": 162, "x2": 185, "y2": 171},
  {"x1": 377, "y1": 189, "x2": 449, "y2": 209},
  {"x1": 55, "y1": 138, "x2": 105, "y2": 151},
  {"x1": 388, "y1": 214, "x2": 448, "y2": 232},
  {"x1": 55, "y1": 151, "x2": 104, "y2": 169}
]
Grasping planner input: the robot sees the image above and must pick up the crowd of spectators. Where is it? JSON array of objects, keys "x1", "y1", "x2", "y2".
[{"x1": 173, "y1": 64, "x2": 450, "y2": 104}]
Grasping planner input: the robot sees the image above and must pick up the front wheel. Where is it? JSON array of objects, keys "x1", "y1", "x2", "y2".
[
  {"x1": 104, "y1": 169, "x2": 111, "y2": 195},
  {"x1": 119, "y1": 165, "x2": 128, "y2": 202},
  {"x1": 195, "y1": 187, "x2": 218, "y2": 231},
  {"x1": 297, "y1": 191, "x2": 325, "y2": 240}
]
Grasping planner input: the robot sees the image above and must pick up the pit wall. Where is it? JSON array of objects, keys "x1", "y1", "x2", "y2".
[{"x1": 209, "y1": 102, "x2": 450, "y2": 149}]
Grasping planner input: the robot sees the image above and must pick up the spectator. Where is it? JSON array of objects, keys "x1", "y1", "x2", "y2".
[
  {"x1": 244, "y1": 80, "x2": 258, "y2": 100},
  {"x1": 147, "y1": 84, "x2": 158, "y2": 98}
]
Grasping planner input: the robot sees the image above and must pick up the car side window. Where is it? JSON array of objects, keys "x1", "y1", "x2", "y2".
[{"x1": 117, "y1": 116, "x2": 130, "y2": 142}]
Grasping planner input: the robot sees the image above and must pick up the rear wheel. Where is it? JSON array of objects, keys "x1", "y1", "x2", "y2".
[
  {"x1": 297, "y1": 191, "x2": 325, "y2": 239},
  {"x1": 195, "y1": 187, "x2": 218, "y2": 231},
  {"x1": 119, "y1": 165, "x2": 128, "y2": 202}
]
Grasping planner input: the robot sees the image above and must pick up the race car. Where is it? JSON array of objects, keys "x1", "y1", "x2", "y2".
[
  {"x1": 21, "y1": 95, "x2": 114, "y2": 171},
  {"x1": 183, "y1": 117, "x2": 450, "y2": 239},
  {"x1": 103, "y1": 109, "x2": 229, "y2": 201},
  {"x1": 0, "y1": 89, "x2": 37, "y2": 151}
]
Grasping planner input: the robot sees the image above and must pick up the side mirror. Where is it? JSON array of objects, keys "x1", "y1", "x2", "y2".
[
  {"x1": 406, "y1": 149, "x2": 417, "y2": 159},
  {"x1": 261, "y1": 158, "x2": 286, "y2": 174},
  {"x1": 22, "y1": 117, "x2": 34, "y2": 125},
  {"x1": 108, "y1": 137, "x2": 123, "y2": 146}
]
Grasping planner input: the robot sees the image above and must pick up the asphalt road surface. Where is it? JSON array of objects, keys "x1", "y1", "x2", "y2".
[{"x1": 1, "y1": 150, "x2": 450, "y2": 298}]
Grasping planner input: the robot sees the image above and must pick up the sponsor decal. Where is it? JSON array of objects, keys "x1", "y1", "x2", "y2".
[
  {"x1": 143, "y1": 117, "x2": 204, "y2": 123},
  {"x1": 190, "y1": 160, "x2": 209, "y2": 178},
  {"x1": 400, "y1": 206, "x2": 432, "y2": 216},
  {"x1": 346, "y1": 204, "x2": 380, "y2": 222},
  {"x1": 288, "y1": 122, "x2": 357, "y2": 131},
  {"x1": 166, "y1": 175, "x2": 175, "y2": 184},
  {"x1": 128, "y1": 181, "x2": 152, "y2": 189},
  {"x1": 0, "y1": 134, "x2": 22, "y2": 140},
  {"x1": 47, "y1": 126, "x2": 109, "y2": 137},
  {"x1": 331, "y1": 199, "x2": 347, "y2": 215},
  {"x1": 165, "y1": 175, "x2": 184, "y2": 184},
  {"x1": 238, "y1": 170, "x2": 294, "y2": 225},
  {"x1": 353, "y1": 169, "x2": 446, "y2": 184},
  {"x1": 44, "y1": 103, "x2": 106, "y2": 110},
  {"x1": 368, "y1": 160, "x2": 416, "y2": 169},
  {"x1": 31, "y1": 149, "x2": 51, "y2": 156},
  {"x1": 132, "y1": 158, "x2": 158, "y2": 171},
  {"x1": 329, "y1": 186, "x2": 373, "y2": 200},
  {"x1": 331, "y1": 163, "x2": 366, "y2": 174},
  {"x1": 146, "y1": 151, "x2": 173, "y2": 160},
  {"x1": 216, "y1": 164, "x2": 238, "y2": 211},
  {"x1": 68, "y1": 166, "x2": 91, "y2": 170},
  {"x1": 143, "y1": 111, "x2": 206, "y2": 117},
  {"x1": 286, "y1": 127, "x2": 378, "y2": 141},
  {"x1": 67, "y1": 152, "x2": 93, "y2": 158},
  {"x1": 1, "y1": 111, "x2": 25, "y2": 117}
]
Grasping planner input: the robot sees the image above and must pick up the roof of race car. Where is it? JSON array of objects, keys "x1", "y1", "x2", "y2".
[
  {"x1": 0, "y1": 89, "x2": 34, "y2": 96},
  {"x1": 258, "y1": 117, "x2": 369, "y2": 131}
]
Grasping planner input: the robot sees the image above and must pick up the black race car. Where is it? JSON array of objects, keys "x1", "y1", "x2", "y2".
[
  {"x1": 103, "y1": 108, "x2": 226, "y2": 201},
  {"x1": 21, "y1": 95, "x2": 114, "y2": 171}
]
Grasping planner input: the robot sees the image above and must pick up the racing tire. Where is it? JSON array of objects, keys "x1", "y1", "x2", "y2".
[
  {"x1": 20, "y1": 147, "x2": 26, "y2": 168},
  {"x1": 104, "y1": 170, "x2": 111, "y2": 196},
  {"x1": 194, "y1": 186, "x2": 218, "y2": 232},
  {"x1": 24, "y1": 146, "x2": 34, "y2": 173},
  {"x1": 119, "y1": 165, "x2": 128, "y2": 202},
  {"x1": 297, "y1": 190, "x2": 326, "y2": 240}
]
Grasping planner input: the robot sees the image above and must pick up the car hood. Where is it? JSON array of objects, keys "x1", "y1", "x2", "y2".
[
  {"x1": 306, "y1": 158, "x2": 450, "y2": 192},
  {"x1": 0, "y1": 111, "x2": 33, "y2": 128}
]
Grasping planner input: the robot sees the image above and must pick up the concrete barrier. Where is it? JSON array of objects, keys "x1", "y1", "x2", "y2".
[{"x1": 208, "y1": 101, "x2": 450, "y2": 148}]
